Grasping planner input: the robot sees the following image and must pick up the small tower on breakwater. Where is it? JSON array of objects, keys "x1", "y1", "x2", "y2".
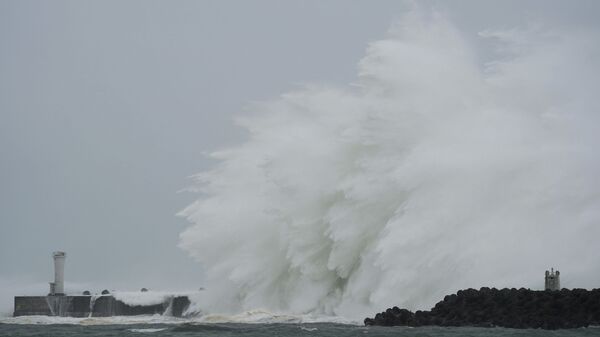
[
  {"x1": 545, "y1": 268, "x2": 560, "y2": 291},
  {"x1": 49, "y1": 251, "x2": 66, "y2": 296}
]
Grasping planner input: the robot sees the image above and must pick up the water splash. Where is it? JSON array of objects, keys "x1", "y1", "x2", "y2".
[
  {"x1": 45, "y1": 297, "x2": 56, "y2": 316},
  {"x1": 179, "y1": 10, "x2": 600, "y2": 320},
  {"x1": 163, "y1": 297, "x2": 174, "y2": 317},
  {"x1": 45, "y1": 296, "x2": 73, "y2": 317},
  {"x1": 89, "y1": 295, "x2": 98, "y2": 318}
]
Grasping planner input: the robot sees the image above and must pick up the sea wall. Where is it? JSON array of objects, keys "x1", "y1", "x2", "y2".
[
  {"x1": 14, "y1": 295, "x2": 190, "y2": 317},
  {"x1": 364, "y1": 288, "x2": 600, "y2": 330}
]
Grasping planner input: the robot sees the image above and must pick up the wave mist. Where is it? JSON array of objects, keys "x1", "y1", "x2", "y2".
[{"x1": 178, "y1": 11, "x2": 600, "y2": 320}]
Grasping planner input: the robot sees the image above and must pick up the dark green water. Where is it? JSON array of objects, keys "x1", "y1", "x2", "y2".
[{"x1": 0, "y1": 324, "x2": 598, "y2": 337}]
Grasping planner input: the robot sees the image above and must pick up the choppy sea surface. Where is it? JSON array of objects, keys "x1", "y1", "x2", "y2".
[{"x1": 1, "y1": 316, "x2": 598, "y2": 337}]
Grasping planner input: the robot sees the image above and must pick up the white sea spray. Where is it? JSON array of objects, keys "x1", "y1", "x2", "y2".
[
  {"x1": 179, "y1": 10, "x2": 600, "y2": 320},
  {"x1": 113, "y1": 291, "x2": 174, "y2": 307}
]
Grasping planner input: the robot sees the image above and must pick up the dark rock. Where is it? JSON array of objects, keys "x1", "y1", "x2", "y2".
[{"x1": 364, "y1": 288, "x2": 600, "y2": 330}]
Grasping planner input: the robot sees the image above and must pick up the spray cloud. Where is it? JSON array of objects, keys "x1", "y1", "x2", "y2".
[{"x1": 179, "y1": 10, "x2": 600, "y2": 320}]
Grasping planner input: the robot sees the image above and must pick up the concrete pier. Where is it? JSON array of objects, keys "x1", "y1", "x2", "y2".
[
  {"x1": 15, "y1": 251, "x2": 191, "y2": 318},
  {"x1": 14, "y1": 295, "x2": 190, "y2": 317}
]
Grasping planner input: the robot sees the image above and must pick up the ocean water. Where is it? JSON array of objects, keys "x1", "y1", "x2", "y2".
[
  {"x1": 1, "y1": 315, "x2": 598, "y2": 337},
  {"x1": 1, "y1": 322, "x2": 598, "y2": 337}
]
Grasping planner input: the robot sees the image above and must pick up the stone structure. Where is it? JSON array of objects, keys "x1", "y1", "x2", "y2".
[
  {"x1": 364, "y1": 288, "x2": 600, "y2": 330},
  {"x1": 545, "y1": 268, "x2": 560, "y2": 291},
  {"x1": 14, "y1": 295, "x2": 190, "y2": 317},
  {"x1": 14, "y1": 251, "x2": 192, "y2": 317}
]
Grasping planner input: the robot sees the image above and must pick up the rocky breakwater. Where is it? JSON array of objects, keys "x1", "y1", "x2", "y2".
[{"x1": 364, "y1": 288, "x2": 600, "y2": 329}]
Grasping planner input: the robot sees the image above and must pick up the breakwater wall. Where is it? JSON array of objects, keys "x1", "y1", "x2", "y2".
[
  {"x1": 14, "y1": 295, "x2": 190, "y2": 317},
  {"x1": 365, "y1": 288, "x2": 600, "y2": 329}
]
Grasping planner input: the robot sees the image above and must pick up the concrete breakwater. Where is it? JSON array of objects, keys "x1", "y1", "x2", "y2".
[
  {"x1": 364, "y1": 288, "x2": 600, "y2": 330},
  {"x1": 14, "y1": 295, "x2": 190, "y2": 317}
]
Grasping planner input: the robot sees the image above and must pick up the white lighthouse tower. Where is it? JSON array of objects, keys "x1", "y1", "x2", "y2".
[{"x1": 49, "y1": 251, "x2": 66, "y2": 296}]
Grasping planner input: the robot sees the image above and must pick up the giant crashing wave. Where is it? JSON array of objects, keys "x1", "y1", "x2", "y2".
[{"x1": 178, "y1": 11, "x2": 600, "y2": 321}]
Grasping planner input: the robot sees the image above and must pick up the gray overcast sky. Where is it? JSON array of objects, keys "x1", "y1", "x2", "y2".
[
  {"x1": 1, "y1": 0, "x2": 599, "y2": 307},
  {"x1": 0, "y1": 0, "x2": 411, "y2": 294}
]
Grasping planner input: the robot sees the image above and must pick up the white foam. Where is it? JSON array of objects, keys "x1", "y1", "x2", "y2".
[
  {"x1": 112, "y1": 290, "x2": 202, "y2": 307},
  {"x1": 129, "y1": 328, "x2": 168, "y2": 333},
  {"x1": 196, "y1": 309, "x2": 358, "y2": 325},
  {"x1": 1, "y1": 310, "x2": 357, "y2": 325},
  {"x1": 179, "y1": 6, "x2": 600, "y2": 321},
  {"x1": 0, "y1": 314, "x2": 190, "y2": 325},
  {"x1": 113, "y1": 291, "x2": 171, "y2": 307}
]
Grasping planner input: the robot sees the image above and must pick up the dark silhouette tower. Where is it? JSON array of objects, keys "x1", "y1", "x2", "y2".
[{"x1": 544, "y1": 268, "x2": 560, "y2": 291}]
